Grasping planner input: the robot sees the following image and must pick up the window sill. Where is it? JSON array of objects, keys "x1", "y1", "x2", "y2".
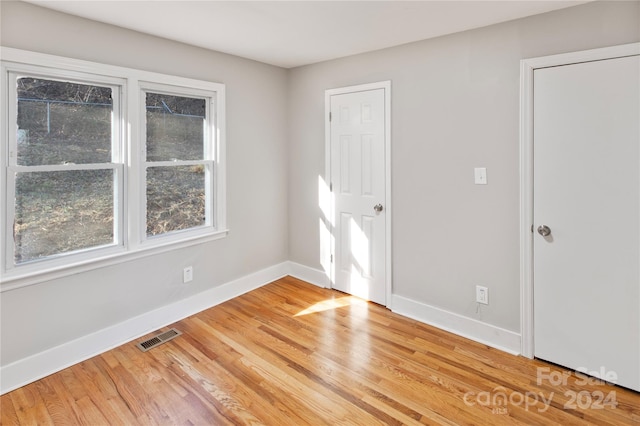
[{"x1": 0, "y1": 229, "x2": 229, "y2": 292}]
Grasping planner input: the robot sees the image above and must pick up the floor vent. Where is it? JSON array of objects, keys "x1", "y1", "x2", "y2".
[{"x1": 137, "y1": 328, "x2": 182, "y2": 352}]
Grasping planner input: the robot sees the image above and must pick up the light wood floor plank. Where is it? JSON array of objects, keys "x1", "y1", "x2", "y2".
[{"x1": 2, "y1": 276, "x2": 639, "y2": 425}]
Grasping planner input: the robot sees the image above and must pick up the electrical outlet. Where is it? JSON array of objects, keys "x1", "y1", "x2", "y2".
[
  {"x1": 476, "y1": 285, "x2": 489, "y2": 305},
  {"x1": 474, "y1": 167, "x2": 487, "y2": 185},
  {"x1": 183, "y1": 266, "x2": 193, "y2": 283}
]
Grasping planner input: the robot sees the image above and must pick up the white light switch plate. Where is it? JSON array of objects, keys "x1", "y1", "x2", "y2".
[{"x1": 474, "y1": 167, "x2": 487, "y2": 185}]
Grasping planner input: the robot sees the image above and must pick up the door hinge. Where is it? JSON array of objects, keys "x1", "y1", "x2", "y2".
[
  {"x1": 329, "y1": 111, "x2": 332, "y2": 122},
  {"x1": 330, "y1": 254, "x2": 333, "y2": 263},
  {"x1": 531, "y1": 224, "x2": 534, "y2": 233},
  {"x1": 330, "y1": 182, "x2": 333, "y2": 192}
]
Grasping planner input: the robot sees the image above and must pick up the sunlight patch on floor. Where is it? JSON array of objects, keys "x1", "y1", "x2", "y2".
[{"x1": 294, "y1": 296, "x2": 367, "y2": 317}]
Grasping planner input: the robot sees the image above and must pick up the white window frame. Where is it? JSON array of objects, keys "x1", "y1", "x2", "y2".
[
  {"x1": 4, "y1": 66, "x2": 126, "y2": 274},
  {"x1": 139, "y1": 82, "x2": 218, "y2": 246},
  {"x1": 0, "y1": 47, "x2": 227, "y2": 289}
]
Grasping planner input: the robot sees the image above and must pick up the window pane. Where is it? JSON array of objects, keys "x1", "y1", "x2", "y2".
[
  {"x1": 16, "y1": 77, "x2": 113, "y2": 166},
  {"x1": 14, "y1": 170, "x2": 115, "y2": 264},
  {"x1": 146, "y1": 92, "x2": 205, "y2": 161},
  {"x1": 146, "y1": 165, "x2": 206, "y2": 236}
]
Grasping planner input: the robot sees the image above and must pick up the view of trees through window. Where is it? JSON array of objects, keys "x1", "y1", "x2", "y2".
[
  {"x1": 15, "y1": 78, "x2": 115, "y2": 263},
  {"x1": 14, "y1": 170, "x2": 114, "y2": 263},
  {"x1": 13, "y1": 78, "x2": 209, "y2": 264},
  {"x1": 145, "y1": 92, "x2": 207, "y2": 237}
]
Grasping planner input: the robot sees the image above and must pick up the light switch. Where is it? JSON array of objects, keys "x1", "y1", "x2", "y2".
[{"x1": 474, "y1": 167, "x2": 487, "y2": 185}]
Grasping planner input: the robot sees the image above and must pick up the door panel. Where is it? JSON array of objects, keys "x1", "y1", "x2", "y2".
[
  {"x1": 331, "y1": 89, "x2": 386, "y2": 304},
  {"x1": 533, "y1": 55, "x2": 640, "y2": 391}
]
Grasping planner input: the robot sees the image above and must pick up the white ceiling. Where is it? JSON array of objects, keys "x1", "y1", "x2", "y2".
[{"x1": 24, "y1": 1, "x2": 589, "y2": 68}]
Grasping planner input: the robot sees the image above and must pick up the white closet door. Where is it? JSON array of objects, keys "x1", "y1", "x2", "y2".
[{"x1": 533, "y1": 55, "x2": 640, "y2": 391}]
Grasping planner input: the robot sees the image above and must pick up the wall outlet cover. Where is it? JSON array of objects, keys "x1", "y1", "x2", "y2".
[
  {"x1": 476, "y1": 285, "x2": 489, "y2": 304},
  {"x1": 183, "y1": 266, "x2": 193, "y2": 283},
  {"x1": 474, "y1": 167, "x2": 487, "y2": 185}
]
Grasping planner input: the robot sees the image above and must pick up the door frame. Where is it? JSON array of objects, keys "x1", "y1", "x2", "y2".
[
  {"x1": 324, "y1": 81, "x2": 392, "y2": 307},
  {"x1": 519, "y1": 42, "x2": 640, "y2": 358}
]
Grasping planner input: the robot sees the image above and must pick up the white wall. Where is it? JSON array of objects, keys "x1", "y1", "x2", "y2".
[
  {"x1": 0, "y1": 2, "x2": 289, "y2": 366},
  {"x1": 287, "y1": 1, "x2": 640, "y2": 334}
]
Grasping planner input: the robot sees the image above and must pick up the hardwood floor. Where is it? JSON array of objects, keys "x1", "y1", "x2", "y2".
[{"x1": 2, "y1": 276, "x2": 639, "y2": 425}]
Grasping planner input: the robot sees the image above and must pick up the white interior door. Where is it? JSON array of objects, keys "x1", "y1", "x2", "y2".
[
  {"x1": 330, "y1": 88, "x2": 387, "y2": 305},
  {"x1": 533, "y1": 55, "x2": 640, "y2": 391}
]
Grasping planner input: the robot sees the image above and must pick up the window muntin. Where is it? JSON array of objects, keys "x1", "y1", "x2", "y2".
[
  {"x1": 142, "y1": 88, "x2": 215, "y2": 239},
  {"x1": 8, "y1": 74, "x2": 121, "y2": 267}
]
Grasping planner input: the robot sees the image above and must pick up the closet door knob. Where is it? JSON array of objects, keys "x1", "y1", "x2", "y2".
[{"x1": 537, "y1": 225, "x2": 551, "y2": 237}]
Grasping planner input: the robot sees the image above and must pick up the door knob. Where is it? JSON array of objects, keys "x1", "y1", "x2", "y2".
[
  {"x1": 537, "y1": 225, "x2": 551, "y2": 237},
  {"x1": 374, "y1": 204, "x2": 383, "y2": 213}
]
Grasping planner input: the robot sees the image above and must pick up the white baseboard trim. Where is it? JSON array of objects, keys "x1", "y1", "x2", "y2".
[
  {"x1": 392, "y1": 294, "x2": 521, "y2": 355},
  {"x1": 1, "y1": 261, "x2": 522, "y2": 395},
  {"x1": 0, "y1": 262, "x2": 290, "y2": 395},
  {"x1": 286, "y1": 264, "x2": 521, "y2": 356},
  {"x1": 288, "y1": 261, "x2": 329, "y2": 288}
]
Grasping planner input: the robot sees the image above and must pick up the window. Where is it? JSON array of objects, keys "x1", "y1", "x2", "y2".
[
  {"x1": 1, "y1": 49, "x2": 226, "y2": 284},
  {"x1": 142, "y1": 86, "x2": 214, "y2": 240},
  {"x1": 8, "y1": 73, "x2": 124, "y2": 267}
]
